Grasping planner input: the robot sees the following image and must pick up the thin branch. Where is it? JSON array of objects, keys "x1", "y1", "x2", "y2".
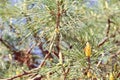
[
  {"x1": 56, "y1": 1, "x2": 61, "y2": 29},
  {"x1": 98, "y1": 18, "x2": 112, "y2": 47},
  {"x1": 111, "y1": 49, "x2": 120, "y2": 58},
  {"x1": 87, "y1": 57, "x2": 91, "y2": 70},
  {"x1": 63, "y1": 67, "x2": 70, "y2": 80},
  {"x1": 4, "y1": 71, "x2": 34, "y2": 80},
  {"x1": 0, "y1": 37, "x2": 17, "y2": 52},
  {"x1": 55, "y1": 1, "x2": 61, "y2": 57},
  {"x1": 26, "y1": 43, "x2": 37, "y2": 54},
  {"x1": 3, "y1": 54, "x2": 49, "y2": 80},
  {"x1": 106, "y1": 19, "x2": 111, "y2": 37},
  {"x1": 39, "y1": 54, "x2": 50, "y2": 68},
  {"x1": 98, "y1": 37, "x2": 109, "y2": 47}
]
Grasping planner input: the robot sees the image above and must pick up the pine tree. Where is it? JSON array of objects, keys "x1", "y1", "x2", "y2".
[{"x1": 0, "y1": 0, "x2": 120, "y2": 79}]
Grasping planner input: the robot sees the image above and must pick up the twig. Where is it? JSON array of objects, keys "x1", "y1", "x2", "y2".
[
  {"x1": 106, "y1": 19, "x2": 111, "y2": 37},
  {"x1": 26, "y1": 43, "x2": 37, "y2": 54},
  {"x1": 0, "y1": 37, "x2": 18, "y2": 52},
  {"x1": 3, "y1": 51, "x2": 52, "y2": 80},
  {"x1": 4, "y1": 71, "x2": 34, "y2": 80},
  {"x1": 63, "y1": 67, "x2": 70, "y2": 80},
  {"x1": 98, "y1": 37, "x2": 109, "y2": 47},
  {"x1": 38, "y1": 52, "x2": 51, "y2": 68},
  {"x1": 56, "y1": 1, "x2": 61, "y2": 29},
  {"x1": 55, "y1": 1, "x2": 61, "y2": 58},
  {"x1": 111, "y1": 49, "x2": 120, "y2": 58},
  {"x1": 87, "y1": 57, "x2": 91, "y2": 70},
  {"x1": 98, "y1": 18, "x2": 112, "y2": 47}
]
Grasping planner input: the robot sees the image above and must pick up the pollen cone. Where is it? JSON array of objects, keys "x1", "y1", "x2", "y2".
[{"x1": 84, "y1": 42, "x2": 91, "y2": 57}]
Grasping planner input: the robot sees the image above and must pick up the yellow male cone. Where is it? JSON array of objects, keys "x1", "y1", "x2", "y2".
[
  {"x1": 84, "y1": 42, "x2": 91, "y2": 57},
  {"x1": 55, "y1": 28, "x2": 60, "y2": 33},
  {"x1": 109, "y1": 73, "x2": 114, "y2": 80},
  {"x1": 87, "y1": 71, "x2": 92, "y2": 78}
]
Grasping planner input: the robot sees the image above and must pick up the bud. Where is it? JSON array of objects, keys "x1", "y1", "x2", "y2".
[
  {"x1": 105, "y1": 1, "x2": 108, "y2": 9},
  {"x1": 59, "y1": 52, "x2": 63, "y2": 64},
  {"x1": 10, "y1": 18, "x2": 13, "y2": 25},
  {"x1": 109, "y1": 73, "x2": 114, "y2": 80},
  {"x1": 8, "y1": 54, "x2": 12, "y2": 61},
  {"x1": 92, "y1": 74, "x2": 97, "y2": 80},
  {"x1": 16, "y1": 69, "x2": 20, "y2": 75},
  {"x1": 84, "y1": 42, "x2": 91, "y2": 57},
  {"x1": 23, "y1": 3, "x2": 27, "y2": 11},
  {"x1": 55, "y1": 28, "x2": 59, "y2": 33},
  {"x1": 87, "y1": 71, "x2": 92, "y2": 78}
]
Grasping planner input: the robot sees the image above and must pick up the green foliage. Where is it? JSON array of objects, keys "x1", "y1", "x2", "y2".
[{"x1": 0, "y1": 0, "x2": 120, "y2": 80}]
